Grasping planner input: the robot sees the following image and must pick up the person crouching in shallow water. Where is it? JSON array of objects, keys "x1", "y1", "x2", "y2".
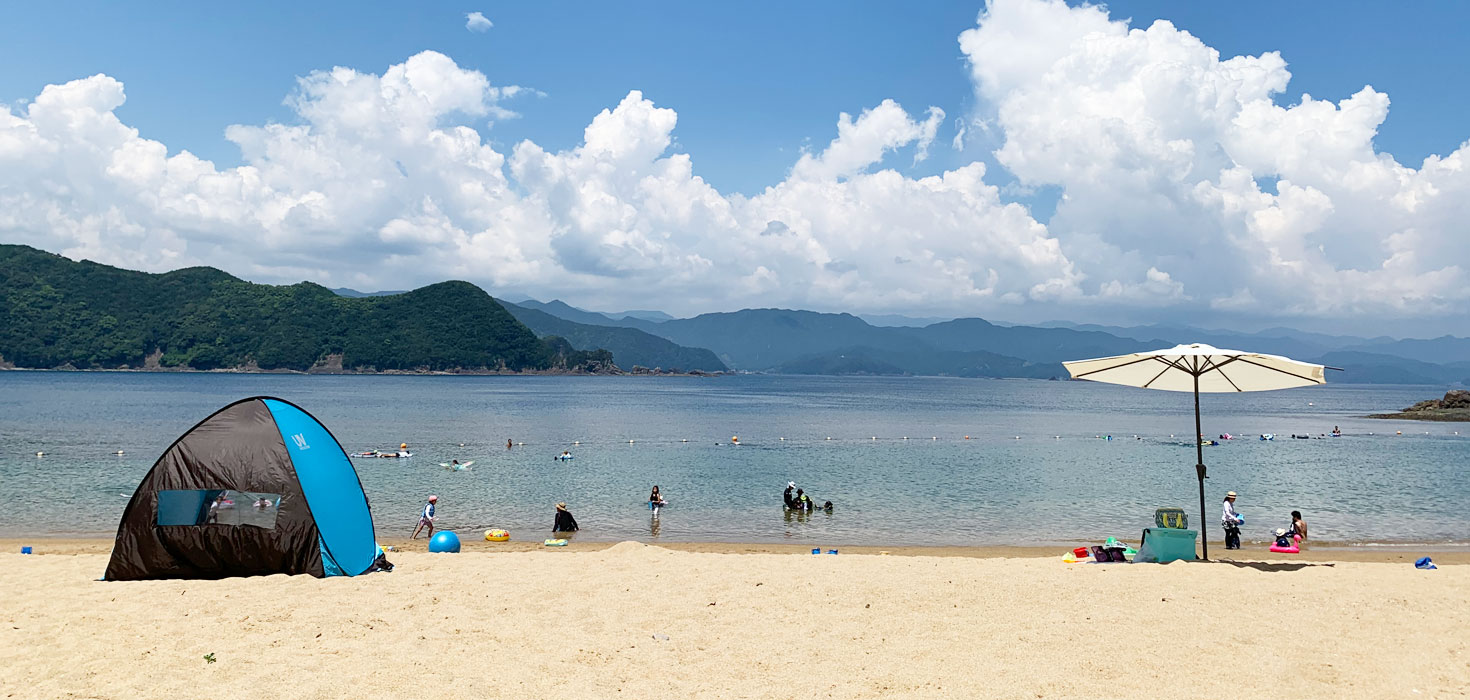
[
  {"x1": 796, "y1": 488, "x2": 813, "y2": 510},
  {"x1": 1291, "y1": 510, "x2": 1308, "y2": 544},
  {"x1": 553, "y1": 502, "x2": 580, "y2": 534},
  {"x1": 1221, "y1": 491, "x2": 1242, "y2": 550}
]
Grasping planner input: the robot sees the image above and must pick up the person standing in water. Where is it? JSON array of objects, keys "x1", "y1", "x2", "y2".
[
  {"x1": 1221, "y1": 491, "x2": 1243, "y2": 550},
  {"x1": 411, "y1": 495, "x2": 438, "y2": 539},
  {"x1": 553, "y1": 502, "x2": 579, "y2": 533},
  {"x1": 649, "y1": 485, "x2": 666, "y2": 513},
  {"x1": 783, "y1": 482, "x2": 797, "y2": 508},
  {"x1": 506, "y1": 439, "x2": 513, "y2": 449}
]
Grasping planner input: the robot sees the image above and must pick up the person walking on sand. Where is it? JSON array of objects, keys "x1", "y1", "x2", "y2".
[
  {"x1": 553, "y1": 502, "x2": 579, "y2": 533},
  {"x1": 1221, "y1": 491, "x2": 1243, "y2": 550},
  {"x1": 1291, "y1": 510, "x2": 1308, "y2": 543},
  {"x1": 411, "y1": 495, "x2": 438, "y2": 539}
]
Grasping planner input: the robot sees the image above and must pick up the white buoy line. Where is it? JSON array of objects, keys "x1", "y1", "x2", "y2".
[{"x1": 20, "y1": 428, "x2": 1458, "y2": 460}]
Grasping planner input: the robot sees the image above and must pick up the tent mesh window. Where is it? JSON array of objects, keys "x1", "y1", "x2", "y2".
[{"x1": 156, "y1": 490, "x2": 282, "y2": 528}]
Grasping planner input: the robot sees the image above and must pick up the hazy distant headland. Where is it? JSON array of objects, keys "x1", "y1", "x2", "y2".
[{"x1": 2, "y1": 244, "x2": 1467, "y2": 384}]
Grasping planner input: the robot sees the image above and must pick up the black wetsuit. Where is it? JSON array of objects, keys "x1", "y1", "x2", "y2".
[
  {"x1": 783, "y1": 486, "x2": 797, "y2": 508},
  {"x1": 553, "y1": 510, "x2": 579, "y2": 532}
]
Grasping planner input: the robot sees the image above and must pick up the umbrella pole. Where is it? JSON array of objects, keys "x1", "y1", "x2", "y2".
[{"x1": 1194, "y1": 371, "x2": 1208, "y2": 561}]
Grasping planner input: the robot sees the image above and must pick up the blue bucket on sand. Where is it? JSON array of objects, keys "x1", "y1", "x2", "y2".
[
  {"x1": 21, "y1": 546, "x2": 32, "y2": 554},
  {"x1": 811, "y1": 548, "x2": 820, "y2": 554}
]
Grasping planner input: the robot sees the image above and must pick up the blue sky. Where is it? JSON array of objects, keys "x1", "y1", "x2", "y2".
[
  {"x1": 6, "y1": 1, "x2": 1467, "y2": 197},
  {"x1": 2, "y1": 1, "x2": 1468, "y2": 335}
]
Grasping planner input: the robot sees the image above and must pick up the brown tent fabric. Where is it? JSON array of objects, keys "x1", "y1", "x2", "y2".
[{"x1": 104, "y1": 398, "x2": 324, "y2": 580}]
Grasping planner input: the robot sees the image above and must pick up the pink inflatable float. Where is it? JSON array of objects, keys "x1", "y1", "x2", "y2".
[{"x1": 1269, "y1": 544, "x2": 1300, "y2": 554}]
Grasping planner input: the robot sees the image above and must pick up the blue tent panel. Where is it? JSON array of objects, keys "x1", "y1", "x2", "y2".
[{"x1": 263, "y1": 399, "x2": 378, "y2": 576}]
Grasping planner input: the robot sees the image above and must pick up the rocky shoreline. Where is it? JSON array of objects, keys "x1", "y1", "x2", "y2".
[{"x1": 1366, "y1": 389, "x2": 1470, "y2": 421}]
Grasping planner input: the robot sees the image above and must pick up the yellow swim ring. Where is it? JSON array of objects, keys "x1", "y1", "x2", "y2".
[{"x1": 485, "y1": 528, "x2": 510, "y2": 542}]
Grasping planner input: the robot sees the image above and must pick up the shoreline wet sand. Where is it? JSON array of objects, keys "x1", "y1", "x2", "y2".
[
  {"x1": 6, "y1": 536, "x2": 1468, "y2": 564},
  {"x1": 1, "y1": 542, "x2": 1465, "y2": 699}
]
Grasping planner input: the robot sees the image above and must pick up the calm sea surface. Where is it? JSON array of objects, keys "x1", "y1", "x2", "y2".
[{"x1": 1, "y1": 372, "x2": 1465, "y2": 547}]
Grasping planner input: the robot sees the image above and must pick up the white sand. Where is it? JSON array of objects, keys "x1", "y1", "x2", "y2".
[{"x1": 2, "y1": 544, "x2": 1465, "y2": 699}]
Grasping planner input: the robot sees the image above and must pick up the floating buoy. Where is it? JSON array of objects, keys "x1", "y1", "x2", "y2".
[
  {"x1": 1396, "y1": 431, "x2": 1402, "y2": 435},
  {"x1": 964, "y1": 436, "x2": 970, "y2": 440},
  {"x1": 1014, "y1": 436, "x2": 1020, "y2": 440},
  {"x1": 931, "y1": 437, "x2": 937, "y2": 440},
  {"x1": 680, "y1": 438, "x2": 688, "y2": 443},
  {"x1": 114, "y1": 450, "x2": 124, "y2": 455},
  {"x1": 779, "y1": 437, "x2": 785, "y2": 441},
  {"x1": 459, "y1": 443, "x2": 465, "y2": 447},
  {"x1": 35, "y1": 452, "x2": 45, "y2": 457},
  {"x1": 871, "y1": 436, "x2": 877, "y2": 440},
  {"x1": 1308, "y1": 402, "x2": 1314, "y2": 406},
  {"x1": 629, "y1": 439, "x2": 635, "y2": 444},
  {"x1": 731, "y1": 436, "x2": 739, "y2": 444},
  {"x1": 902, "y1": 436, "x2": 908, "y2": 440},
  {"x1": 826, "y1": 437, "x2": 832, "y2": 440}
]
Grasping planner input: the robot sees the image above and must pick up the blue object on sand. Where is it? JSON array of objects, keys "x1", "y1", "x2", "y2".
[
  {"x1": 826, "y1": 549, "x2": 838, "y2": 555},
  {"x1": 429, "y1": 531, "x2": 461, "y2": 553},
  {"x1": 811, "y1": 548, "x2": 820, "y2": 554},
  {"x1": 1415, "y1": 556, "x2": 1437, "y2": 570},
  {"x1": 21, "y1": 546, "x2": 32, "y2": 554}
]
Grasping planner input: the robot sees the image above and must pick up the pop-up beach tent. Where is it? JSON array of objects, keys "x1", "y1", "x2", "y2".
[{"x1": 105, "y1": 397, "x2": 386, "y2": 581}]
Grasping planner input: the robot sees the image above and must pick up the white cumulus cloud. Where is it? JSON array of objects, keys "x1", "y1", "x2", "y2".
[
  {"x1": 465, "y1": 12, "x2": 492, "y2": 33},
  {"x1": 959, "y1": 0, "x2": 1469, "y2": 320},
  {"x1": 1, "y1": 0, "x2": 1467, "y2": 331}
]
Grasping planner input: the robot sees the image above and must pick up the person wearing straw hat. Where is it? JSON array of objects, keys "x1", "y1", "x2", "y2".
[
  {"x1": 553, "y1": 502, "x2": 580, "y2": 534},
  {"x1": 1221, "y1": 491, "x2": 1243, "y2": 549}
]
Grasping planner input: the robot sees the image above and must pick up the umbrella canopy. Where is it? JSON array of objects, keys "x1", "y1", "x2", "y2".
[
  {"x1": 1063, "y1": 344, "x2": 1325, "y2": 393},
  {"x1": 1063, "y1": 343, "x2": 1329, "y2": 560}
]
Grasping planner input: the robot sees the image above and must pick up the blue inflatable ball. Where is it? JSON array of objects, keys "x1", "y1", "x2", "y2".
[{"x1": 428, "y1": 531, "x2": 461, "y2": 553}]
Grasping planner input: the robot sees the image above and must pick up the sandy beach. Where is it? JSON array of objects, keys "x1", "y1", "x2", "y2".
[{"x1": 2, "y1": 542, "x2": 1465, "y2": 699}]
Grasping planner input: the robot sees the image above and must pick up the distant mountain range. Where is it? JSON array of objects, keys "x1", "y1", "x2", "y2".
[
  {"x1": 2, "y1": 243, "x2": 1463, "y2": 384},
  {"x1": 500, "y1": 302, "x2": 726, "y2": 372},
  {"x1": 514, "y1": 299, "x2": 1469, "y2": 384}
]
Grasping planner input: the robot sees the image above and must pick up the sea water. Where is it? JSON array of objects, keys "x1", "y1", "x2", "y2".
[{"x1": 0, "y1": 372, "x2": 1465, "y2": 547}]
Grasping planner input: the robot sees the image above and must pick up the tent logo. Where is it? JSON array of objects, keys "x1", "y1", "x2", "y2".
[{"x1": 291, "y1": 433, "x2": 310, "y2": 450}]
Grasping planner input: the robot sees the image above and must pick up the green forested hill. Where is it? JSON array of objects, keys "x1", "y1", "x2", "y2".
[{"x1": 0, "y1": 245, "x2": 608, "y2": 372}]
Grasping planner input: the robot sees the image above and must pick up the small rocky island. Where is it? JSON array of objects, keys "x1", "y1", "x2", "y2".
[{"x1": 1367, "y1": 390, "x2": 1470, "y2": 421}]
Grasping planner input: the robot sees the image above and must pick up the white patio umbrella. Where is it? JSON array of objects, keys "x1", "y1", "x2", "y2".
[{"x1": 1063, "y1": 343, "x2": 1333, "y2": 560}]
